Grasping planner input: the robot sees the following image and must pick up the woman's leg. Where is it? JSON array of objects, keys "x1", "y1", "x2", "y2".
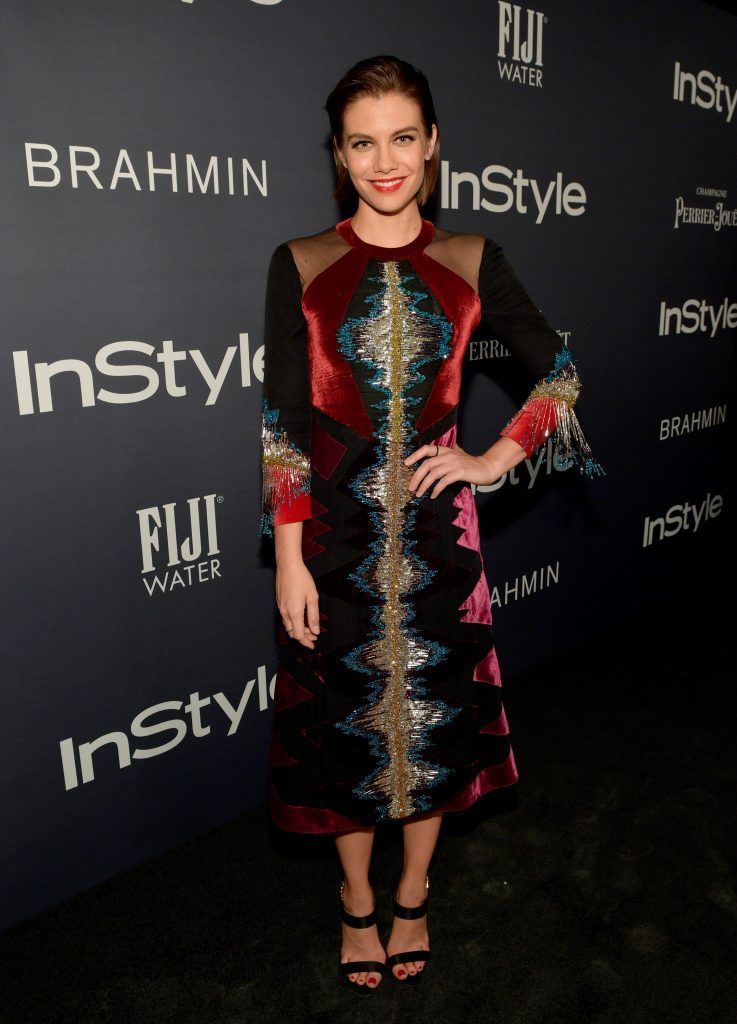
[
  {"x1": 335, "y1": 826, "x2": 386, "y2": 988},
  {"x1": 386, "y1": 810, "x2": 443, "y2": 979}
]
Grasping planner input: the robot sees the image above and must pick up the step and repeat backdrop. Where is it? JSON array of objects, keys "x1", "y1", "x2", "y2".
[{"x1": 1, "y1": 0, "x2": 735, "y2": 931}]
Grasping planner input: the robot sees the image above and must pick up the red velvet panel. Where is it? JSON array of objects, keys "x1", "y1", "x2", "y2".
[
  {"x1": 410, "y1": 251, "x2": 482, "y2": 433},
  {"x1": 273, "y1": 491, "x2": 312, "y2": 528},
  {"x1": 451, "y1": 474, "x2": 496, "y2": 628},
  {"x1": 480, "y1": 705, "x2": 510, "y2": 736},
  {"x1": 473, "y1": 645, "x2": 502, "y2": 688},
  {"x1": 432, "y1": 751, "x2": 518, "y2": 813},
  {"x1": 269, "y1": 778, "x2": 374, "y2": 835},
  {"x1": 301, "y1": 249, "x2": 374, "y2": 438}
]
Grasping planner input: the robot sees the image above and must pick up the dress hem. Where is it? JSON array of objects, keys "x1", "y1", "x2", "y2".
[{"x1": 268, "y1": 749, "x2": 519, "y2": 836}]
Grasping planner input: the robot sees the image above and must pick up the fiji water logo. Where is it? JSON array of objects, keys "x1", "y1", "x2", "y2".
[
  {"x1": 497, "y1": 2, "x2": 546, "y2": 87},
  {"x1": 138, "y1": 493, "x2": 222, "y2": 594}
]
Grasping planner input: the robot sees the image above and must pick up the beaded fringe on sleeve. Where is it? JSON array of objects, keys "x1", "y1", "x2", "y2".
[
  {"x1": 259, "y1": 396, "x2": 311, "y2": 537},
  {"x1": 499, "y1": 346, "x2": 605, "y2": 478}
]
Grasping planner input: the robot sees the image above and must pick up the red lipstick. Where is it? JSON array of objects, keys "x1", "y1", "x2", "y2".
[{"x1": 368, "y1": 177, "x2": 406, "y2": 193}]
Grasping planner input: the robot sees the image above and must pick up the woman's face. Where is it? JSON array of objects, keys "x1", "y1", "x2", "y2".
[{"x1": 337, "y1": 90, "x2": 437, "y2": 215}]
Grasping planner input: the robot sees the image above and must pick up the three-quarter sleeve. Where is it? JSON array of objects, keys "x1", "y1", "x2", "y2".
[
  {"x1": 258, "y1": 242, "x2": 312, "y2": 537},
  {"x1": 477, "y1": 237, "x2": 604, "y2": 478}
]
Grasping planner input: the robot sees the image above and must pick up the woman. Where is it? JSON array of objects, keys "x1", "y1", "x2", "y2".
[{"x1": 258, "y1": 55, "x2": 603, "y2": 994}]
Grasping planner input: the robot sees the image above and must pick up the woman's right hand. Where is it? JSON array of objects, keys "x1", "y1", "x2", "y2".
[{"x1": 275, "y1": 556, "x2": 320, "y2": 649}]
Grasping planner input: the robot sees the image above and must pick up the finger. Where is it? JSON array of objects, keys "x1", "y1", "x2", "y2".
[
  {"x1": 404, "y1": 446, "x2": 426, "y2": 466},
  {"x1": 430, "y1": 467, "x2": 461, "y2": 498},
  {"x1": 306, "y1": 595, "x2": 320, "y2": 637},
  {"x1": 295, "y1": 603, "x2": 320, "y2": 649},
  {"x1": 409, "y1": 443, "x2": 453, "y2": 483},
  {"x1": 408, "y1": 456, "x2": 441, "y2": 492},
  {"x1": 408, "y1": 464, "x2": 430, "y2": 492},
  {"x1": 420, "y1": 465, "x2": 458, "y2": 498},
  {"x1": 404, "y1": 444, "x2": 435, "y2": 466},
  {"x1": 414, "y1": 463, "x2": 444, "y2": 496},
  {"x1": 287, "y1": 603, "x2": 309, "y2": 641},
  {"x1": 294, "y1": 622, "x2": 315, "y2": 647}
]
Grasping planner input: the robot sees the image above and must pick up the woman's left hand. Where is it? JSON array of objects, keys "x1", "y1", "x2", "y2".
[{"x1": 404, "y1": 444, "x2": 501, "y2": 498}]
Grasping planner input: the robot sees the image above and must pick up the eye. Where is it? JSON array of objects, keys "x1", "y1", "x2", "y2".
[
  {"x1": 396, "y1": 135, "x2": 416, "y2": 143},
  {"x1": 351, "y1": 140, "x2": 370, "y2": 149}
]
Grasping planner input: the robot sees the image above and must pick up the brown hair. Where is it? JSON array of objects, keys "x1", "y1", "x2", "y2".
[{"x1": 325, "y1": 55, "x2": 440, "y2": 207}]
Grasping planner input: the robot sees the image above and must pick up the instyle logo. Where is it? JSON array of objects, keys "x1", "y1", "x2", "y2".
[
  {"x1": 497, "y1": 2, "x2": 546, "y2": 87},
  {"x1": 12, "y1": 332, "x2": 260, "y2": 415},
  {"x1": 440, "y1": 160, "x2": 586, "y2": 221},
  {"x1": 58, "y1": 669, "x2": 276, "y2": 789},
  {"x1": 642, "y1": 493, "x2": 723, "y2": 548},
  {"x1": 672, "y1": 61, "x2": 737, "y2": 124},
  {"x1": 490, "y1": 560, "x2": 559, "y2": 607},
  {"x1": 25, "y1": 143, "x2": 267, "y2": 197},
  {"x1": 659, "y1": 404, "x2": 726, "y2": 440},
  {"x1": 138, "y1": 494, "x2": 222, "y2": 595},
  {"x1": 674, "y1": 187, "x2": 737, "y2": 230},
  {"x1": 658, "y1": 298, "x2": 737, "y2": 338}
]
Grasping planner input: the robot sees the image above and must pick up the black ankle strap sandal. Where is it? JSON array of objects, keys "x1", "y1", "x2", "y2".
[
  {"x1": 386, "y1": 873, "x2": 431, "y2": 984},
  {"x1": 338, "y1": 879, "x2": 387, "y2": 995}
]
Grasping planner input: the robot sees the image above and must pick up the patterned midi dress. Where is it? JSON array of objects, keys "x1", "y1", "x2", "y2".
[{"x1": 258, "y1": 216, "x2": 602, "y2": 833}]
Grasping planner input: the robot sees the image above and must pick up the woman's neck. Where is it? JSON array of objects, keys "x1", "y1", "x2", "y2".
[{"x1": 350, "y1": 202, "x2": 423, "y2": 248}]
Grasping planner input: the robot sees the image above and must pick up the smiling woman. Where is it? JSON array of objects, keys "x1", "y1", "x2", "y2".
[
  {"x1": 338, "y1": 100, "x2": 435, "y2": 222},
  {"x1": 258, "y1": 54, "x2": 603, "y2": 996},
  {"x1": 329, "y1": 73, "x2": 439, "y2": 238}
]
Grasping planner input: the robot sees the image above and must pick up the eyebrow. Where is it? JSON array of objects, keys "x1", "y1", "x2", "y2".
[{"x1": 345, "y1": 125, "x2": 419, "y2": 141}]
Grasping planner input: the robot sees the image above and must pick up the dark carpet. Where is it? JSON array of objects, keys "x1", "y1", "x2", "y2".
[{"x1": 1, "y1": 584, "x2": 735, "y2": 1024}]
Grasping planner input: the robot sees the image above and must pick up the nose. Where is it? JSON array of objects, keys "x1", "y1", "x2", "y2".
[{"x1": 373, "y1": 142, "x2": 398, "y2": 175}]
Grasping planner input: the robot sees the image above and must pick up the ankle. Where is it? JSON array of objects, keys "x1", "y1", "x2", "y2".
[
  {"x1": 395, "y1": 871, "x2": 429, "y2": 906},
  {"x1": 341, "y1": 879, "x2": 374, "y2": 913}
]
